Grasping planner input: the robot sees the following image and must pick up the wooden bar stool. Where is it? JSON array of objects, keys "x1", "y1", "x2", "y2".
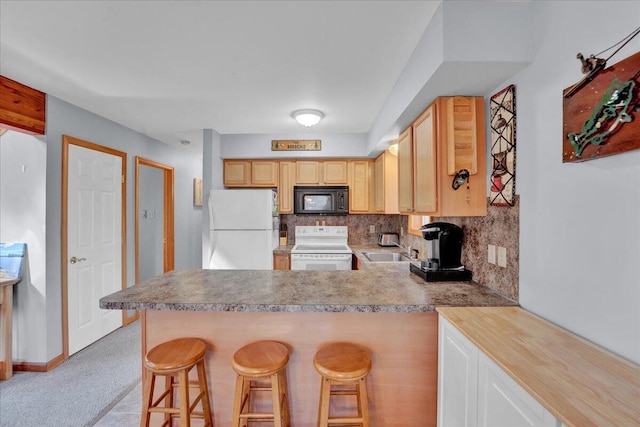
[
  {"x1": 140, "y1": 337, "x2": 213, "y2": 427},
  {"x1": 231, "y1": 340, "x2": 291, "y2": 427},
  {"x1": 314, "y1": 342, "x2": 372, "y2": 427}
]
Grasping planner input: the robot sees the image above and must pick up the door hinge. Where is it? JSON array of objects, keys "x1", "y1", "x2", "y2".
[{"x1": 122, "y1": 175, "x2": 125, "y2": 184}]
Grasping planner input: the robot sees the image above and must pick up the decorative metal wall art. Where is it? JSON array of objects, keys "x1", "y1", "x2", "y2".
[
  {"x1": 489, "y1": 85, "x2": 516, "y2": 206},
  {"x1": 563, "y1": 51, "x2": 640, "y2": 162}
]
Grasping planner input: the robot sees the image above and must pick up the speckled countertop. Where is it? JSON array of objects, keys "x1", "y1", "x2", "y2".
[{"x1": 100, "y1": 248, "x2": 517, "y2": 312}]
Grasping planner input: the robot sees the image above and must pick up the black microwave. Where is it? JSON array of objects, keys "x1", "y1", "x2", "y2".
[{"x1": 293, "y1": 186, "x2": 349, "y2": 215}]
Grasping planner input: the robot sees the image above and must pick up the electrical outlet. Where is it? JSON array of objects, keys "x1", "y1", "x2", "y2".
[
  {"x1": 400, "y1": 227, "x2": 404, "y2": 236},
  {"x1": 497, "y1": 246, "x2": 507, "y2": 268},
  {"x1": 369, "y1": 225, "x2": 375, "y2": 234},
  {"x1": 488, "y1": 245, "x2": 496, "y2": 264}
]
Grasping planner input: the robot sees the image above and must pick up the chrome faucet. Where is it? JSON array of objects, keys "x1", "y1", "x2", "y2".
[{"x1": 394, "y1": 242, "x2": 413, "y2": 258}]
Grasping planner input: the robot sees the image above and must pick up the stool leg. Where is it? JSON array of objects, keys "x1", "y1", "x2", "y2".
[
  {"x1": 317, "y1": 377, "x2": 331, "y2": 427},
  {"x1": 178, "y1": 368, "x2": 191, "y2": 427},
  {"x1": 140, "y1": 371, "x2": 156, "y2": 427},
  {"x1": 164, "y1": 375, "x2": 174, "y2": 427},
  {"x1": 196, "y1": 360, "x2": 214, "y2": 427},
  {"x1": 279, "y1": 369, "x2": 290, "y2": 427},
  {"x1": 231, "y1": 375, "x2": 245, "y2": 427},
  {"x1": 271, "y1": 372, "x2": 282, "y2": 427},
  {"x1": 358, "y1": 377, "x2": 370, "y2": 427}
]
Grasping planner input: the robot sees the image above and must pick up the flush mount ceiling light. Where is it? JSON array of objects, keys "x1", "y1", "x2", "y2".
[{"x1": 292, "y1": 109, "x2": 324, "y2": 127}]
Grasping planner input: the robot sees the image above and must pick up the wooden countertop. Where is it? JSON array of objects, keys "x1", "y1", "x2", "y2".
[
  {"x1": 436, "y1": 306, "x2": 640, "y2": 427},
  {"x1": 100, "y1": 268, "x2": 516, "y2": 313}
]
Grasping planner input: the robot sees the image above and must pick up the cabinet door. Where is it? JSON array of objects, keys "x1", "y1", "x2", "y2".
[
  {"x1": 224, "y1": 160, "x2": 251, "y2": 187},
  {"x1": 251, "y1": 160, "x2": 278, "y2": 186},
  {"x1": 437, "y1": 96, "x2": 487, "y2": 217},
  {"x1": 413, "y1": 104, "x2": 438, "y2": 213},
  {"x1": 374, "y1": 154, "x2": 385, "y2": 212},
  {"x1": 477, "y1": 352, "x2": 559, "y2": 427},
  {"x1": 295, "y1": 161, "x2": 321, "y2": 184},
  {"x1": 273, "y1": 253, "x2": 290, "y2": 270},
  {"x1": 349, "y1": 160, "x2": 372, "y2": 213},
  {"x1": 438, "y1": 317, "x2": 479, "y2": 427},
  {"x1": 397, "y1": 127, "x2": 414, "y2": 213},
  {"x1": 279, "y1": 161, "x2": 295, "y2": 214},
  {"x1": 323, "y1": 160, "x2": 348, "y2": 184}
]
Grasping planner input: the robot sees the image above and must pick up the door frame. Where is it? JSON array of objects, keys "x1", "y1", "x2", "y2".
[
  {"x1": 134, "y1": 156, "x2": 174, "y2": 293},
  {"x1": 61, "y1": 135, "x2": 127, "y2": 359}
]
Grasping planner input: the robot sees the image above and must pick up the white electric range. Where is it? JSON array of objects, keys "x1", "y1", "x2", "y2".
[{"x1": 290, "y1": 226, "x2": 352, "y2": 270}]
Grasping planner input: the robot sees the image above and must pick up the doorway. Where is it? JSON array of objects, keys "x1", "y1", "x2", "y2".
[
  {"x1": 134, "y1": 157, "x2": 174, "y2": 305},
  {"x1": 62, "y1": 135, "x2": 126, "y2": 357}
]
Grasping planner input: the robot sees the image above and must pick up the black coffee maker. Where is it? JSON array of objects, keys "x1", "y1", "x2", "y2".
[{"x1": 410, "y1": 222, "x2": 472, "y2": 282}]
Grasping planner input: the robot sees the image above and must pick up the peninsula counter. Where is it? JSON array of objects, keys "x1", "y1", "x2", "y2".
[{"x1": 101, "y1": 268, "x2": 516, "y2": 426}]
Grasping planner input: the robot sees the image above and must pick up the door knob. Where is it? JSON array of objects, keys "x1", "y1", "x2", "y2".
[{"x1": 70, "y1": 256, "x2": 86, "y2": 264}]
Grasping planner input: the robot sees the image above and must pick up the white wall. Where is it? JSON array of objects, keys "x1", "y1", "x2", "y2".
[
  {"x1": 138, "y1": 165, "x2": 164, "y2": 283},
  {"x1": 222, "y1": 133, "x2": 368, "y2": 159},
  {"x1": 508, "y1": 1, "x2": 640, "y2": 364},
  {"x1": 43, "y1": 96, "x2": 203, "y2": 361},
  {"x1": 0, "y1": 131, "x2": 47, "y2": 362}
]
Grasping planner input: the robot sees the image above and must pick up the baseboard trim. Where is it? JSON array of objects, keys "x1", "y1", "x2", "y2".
[{"x1": 13, "y1": 353, "x2": 65, "y2": 372}]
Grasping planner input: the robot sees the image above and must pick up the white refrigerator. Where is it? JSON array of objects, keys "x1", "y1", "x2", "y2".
[{"x1": 208, "y1": 189, "x2": 279, "y2": 270}]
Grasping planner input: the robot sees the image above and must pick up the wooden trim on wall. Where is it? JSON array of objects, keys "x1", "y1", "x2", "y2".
[
  {"x1": 13, "y1": 353, "x2": 65, "y2": 373},
  {"x1": 61, "y1": 135, "x2": 127, "y2": 358},
  {"x1": 134, "y1": 156, "x2": 175, "y2": 284}
]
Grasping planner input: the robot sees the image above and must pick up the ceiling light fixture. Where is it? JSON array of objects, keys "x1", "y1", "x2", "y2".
[
  {"x1": 292, "y1": 109, "x2": 324, "y2": 127},
  {"x1": 388, "y1": 141, "x2": 399, "y2": 156}
]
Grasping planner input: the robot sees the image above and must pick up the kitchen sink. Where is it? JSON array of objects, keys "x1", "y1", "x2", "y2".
[{"x1": 362, "y1": 252, "x2": 411, "y2": 262}]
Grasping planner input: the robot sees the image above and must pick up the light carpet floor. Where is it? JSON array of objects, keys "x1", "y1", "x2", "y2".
[{"x1": 0, "y1": 320, "x2": 141, "y2": 427}]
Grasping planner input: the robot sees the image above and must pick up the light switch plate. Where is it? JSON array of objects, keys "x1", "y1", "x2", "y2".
[
  {"x1": 488, "y1": 245, "x2": 496, "y2": 264},
  {"x1": 497, "y1": 246, "x2": 507, "y2": 268}
]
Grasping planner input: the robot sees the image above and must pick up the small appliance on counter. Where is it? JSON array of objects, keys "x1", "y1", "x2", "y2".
[
  {"x1": 377, "y1": 233, "x2": 399, "y2": 247},
  {"x1": 409, "y1": 222, "x2": 472, "y2": 282}
]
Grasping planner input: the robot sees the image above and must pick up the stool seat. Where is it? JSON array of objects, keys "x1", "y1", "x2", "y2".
[
  {"x1": 314, "y1": 342, "x2": 371, "y2": 427},
  {"x1": 314, "y1": 342, "x2": 372, "y2": 381},
  {"x1": 146, "y1": 337, "x2": 206, "y2": 371},
  {"x1": 231, "y1": 340, "x2": 291, "y2": 427},
  {"x1": 141, "y1": 337, "x2": 213, "y2": 427},
  {"x1": 232, "y1": 340, "x2": 290, "y2": 377}
]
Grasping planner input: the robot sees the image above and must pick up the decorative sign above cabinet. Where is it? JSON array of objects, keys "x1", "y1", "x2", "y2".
[{"x1": 272, "y1": 140, "x2": 321, "y2": 151}]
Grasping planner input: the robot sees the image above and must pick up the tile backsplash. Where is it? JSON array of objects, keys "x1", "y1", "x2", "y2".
[
  {"x1": 401, "y1": 197, "x2": 520, "y2": 301},
  {"x1": 280, "y1": 214, "x2": 401, "y2": 246},
  {"x1": 281, "y1": 197, "x2": 519, "y2": 302}
]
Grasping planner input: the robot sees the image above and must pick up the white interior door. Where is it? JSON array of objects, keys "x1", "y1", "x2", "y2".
[{"x1": 67, "y1": 144, "x2": 122, "y2": 355}]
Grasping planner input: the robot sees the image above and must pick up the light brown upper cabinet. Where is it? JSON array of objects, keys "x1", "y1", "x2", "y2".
[
  {"x1": 0, "y1": 75, "x2": 46, "y2": 135},
  {"x1": 278, "y1": 161, "x2": 295, "y2": 214},
  {"x1": 295, "y1": 160, "x2": 348, "y2": 185},
  {"x1": 398, "y1": 96, "x2": 486, "y2": 216},
  {"x1": 374, "y1": 149, "x2": 399, "y2": 214},
  {"x1": 397, "y1": 127, "x2": 414, "y2": 213},
  {"x1": 435, "y1": 96, "x2": 486, "y2": 217},
  {"x1": 413, "y1": 104, "x2": 438, "y2": 213},
  {"x1": 223, "y1": 160, "x2": 278, "y2": 187},
  {"x1": 323, "y1": 160, "x2": 348, "y2": 184},
  {"x1": 348, "y1": 159, "x2": 373, "y2": 213}
]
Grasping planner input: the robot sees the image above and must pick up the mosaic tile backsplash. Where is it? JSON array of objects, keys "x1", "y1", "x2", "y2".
[{"x1": 281, "y1": 196, "x2": 519, "y2": 302}]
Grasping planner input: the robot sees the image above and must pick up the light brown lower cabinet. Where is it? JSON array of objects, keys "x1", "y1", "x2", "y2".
[{"x1": 273, "y1": 253, "x2": 290, "y2": 270}]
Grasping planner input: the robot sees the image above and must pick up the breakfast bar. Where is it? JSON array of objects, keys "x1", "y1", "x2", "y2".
[{"x1": 100, "y1": 267, "x2": 515, "y2": 426}]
